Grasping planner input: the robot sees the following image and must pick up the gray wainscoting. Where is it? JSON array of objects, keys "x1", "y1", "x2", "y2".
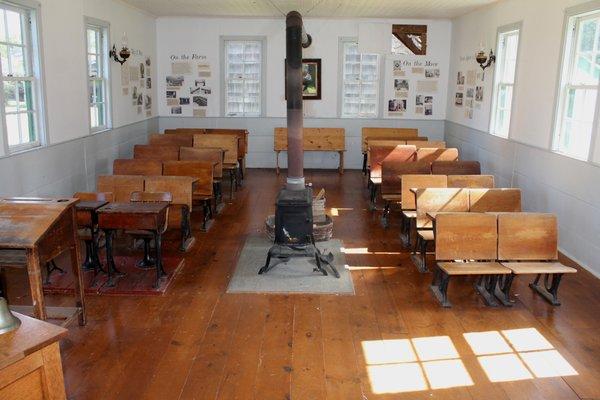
[
  {"x1": 0, "y1": 118, "x2": 158, "y2": 197},
  {"x1": 445, "y1": 120, "x2": 600, "y2": 277},
  {"x1": 159, "y1": 117, "x2": 446, "y2": 170}
]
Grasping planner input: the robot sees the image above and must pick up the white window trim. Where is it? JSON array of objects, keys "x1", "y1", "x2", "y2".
[
  {"x1": 84, "y1": 16, "x2": 111, "y2": 134},
  {"x1": 219, "y1": 35, "x2": 266, "y2": 118},
  {"x1": 551, "y1": 0, "x2": 600, "y2": 162},
  {"x1": 489, "y1": 21, "x2": 522, "y2": 139},
  {"x1": 0, "y1": 0, "x2": 47, "y2": 155},
  {"x1": 337, "y1": 37, "x2": 382, "y2": 119}
]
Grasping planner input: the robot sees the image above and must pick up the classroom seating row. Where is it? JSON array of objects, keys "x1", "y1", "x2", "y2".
[
  {"x1": 406, "y1": 187, "x2": 522, "y2": 272},
  {"x1": 432, "y1": 212, "x2": 577, "y2": 307}
]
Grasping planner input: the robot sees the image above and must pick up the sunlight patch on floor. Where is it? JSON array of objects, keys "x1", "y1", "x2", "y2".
[
  {"x1": 340, "y1": 247, "x2": 402, "y2": 255},
  {"x1": 363, "y1": 328, "x2": 578, "y2": 394}
]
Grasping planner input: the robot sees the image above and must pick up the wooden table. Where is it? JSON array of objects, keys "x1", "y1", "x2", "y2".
[
  {"x1": 97, "y1": 202, "x2": 169, "y2": 288},
  {"x1": 0, "y1": 312, "x2": 68, "y2": 399},
  {"x1": 76, "y1": 200, "x2": 108, "y2": 273},
  {"x1": 0, "y1": 198, "x2": 86, "y2": 326},
  {"x1": 274, "y1": 128, "x2": 346, "y2": 175}
]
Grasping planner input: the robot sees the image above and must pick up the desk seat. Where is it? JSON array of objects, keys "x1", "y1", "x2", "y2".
[
  {"x1": 438, "y1": 261, "x2": 511, "y2": 275},
  {"x1": 501, "y1": 262, "x2": 577, "y2": 275}
]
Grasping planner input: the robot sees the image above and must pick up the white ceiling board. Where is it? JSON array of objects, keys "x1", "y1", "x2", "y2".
[{"x1": 120, "y1": 0, "x2": 499, "y2": 19}]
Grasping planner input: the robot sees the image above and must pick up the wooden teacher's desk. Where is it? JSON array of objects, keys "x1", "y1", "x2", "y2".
[
  {"x1": 0, "y1": 312, "x2": 68, "y2": 399},
  {"x1": 274, "y1": 127, "x2": 346, "y2": 175},
  {"x1": 97, "y1": 202, "x2": 169, "y2": 288},
  {"x1": 0, "y1": 198, "x2": 86, "y2": 327}
]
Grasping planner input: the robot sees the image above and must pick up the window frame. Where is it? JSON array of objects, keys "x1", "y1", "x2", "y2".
[
  {"x1": 489, "y1": 22, "x2": 522, "y2": 138},
  {"x1": 0, "y1": 0, "x2": 46, "y2": 155},
  {"x1": 84, "y1": 16, "x2": 111, "y2": 134},
  {"x1": 220, "y1": 35, "x2": 266, "y2": 118},
  {"x1": 551, "y1": 1, "x2": 600, "y2": 162},
  {"x1": 338, "y1": 37, "x2": 382, "y2": 119}
]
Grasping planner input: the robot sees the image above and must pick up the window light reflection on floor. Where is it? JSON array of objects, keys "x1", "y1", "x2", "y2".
[
  {"x1": 329, "y1": 207, "x2": 353, "y2": 216},
  {"x1": 363, "y1": 328, "x2": 578, "y2": 394},
  {"x1": 340, "y1": 247, "x2": 402, "y2": 255},
  {"x1": 362, "y1": 336, "x2": 473, "y2": 394}
]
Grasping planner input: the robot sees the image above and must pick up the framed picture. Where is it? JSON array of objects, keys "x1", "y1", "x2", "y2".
[{"x1": 285, "y1": 58, "x2": 322, "y2": 100}]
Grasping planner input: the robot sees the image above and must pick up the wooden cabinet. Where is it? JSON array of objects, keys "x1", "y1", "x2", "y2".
[{"x1": 0, "y1": 313, "x2": 67, "y2": 400}]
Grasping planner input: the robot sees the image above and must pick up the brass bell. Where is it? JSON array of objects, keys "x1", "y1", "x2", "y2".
[{"x1": 0, "y1": 297, "x2": 20, "y2": 335}]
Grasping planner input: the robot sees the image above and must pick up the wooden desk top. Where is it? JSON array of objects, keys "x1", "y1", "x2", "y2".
[
  {"x1": 0, "y1": 312, "x2": 67, "y2": 370},
  {"x1": 76, "y1": 201, "x2": 109, "y2": 212},
  {"x1": 0, "y1": 199, "x2": 78, "y2": 249},
  {"x1": 97, "y1": 202, "x2": 168, "y2": 215}
]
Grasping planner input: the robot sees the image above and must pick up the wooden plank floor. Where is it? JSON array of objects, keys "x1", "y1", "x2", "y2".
[{"x1": 7, "y1": 169, "x2": 600, "y2": 399}]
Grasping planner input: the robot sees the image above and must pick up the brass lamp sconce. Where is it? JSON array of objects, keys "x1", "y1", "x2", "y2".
[
  {"x1": 476, "y1": 49, "x2": 496, "y2": 78},
  {"x1": 109, "y1": 32, "x2": 131, "y2": 65}
]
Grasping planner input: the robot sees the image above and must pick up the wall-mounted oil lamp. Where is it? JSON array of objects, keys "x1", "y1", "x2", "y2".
[
  {"x1": 476, "y1": 49, "x2": 496, "y2": 78},
  {"x1": 109, "y1": 32, "x2": 131, "y2": 65}
]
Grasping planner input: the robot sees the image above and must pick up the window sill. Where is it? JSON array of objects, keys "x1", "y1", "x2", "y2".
[
  {"x1": 3, "y1": 143, "x2": 43, "y2": 158},
  {"x1": 90, "y1": 127, "x2": 112, "y2": 135}
]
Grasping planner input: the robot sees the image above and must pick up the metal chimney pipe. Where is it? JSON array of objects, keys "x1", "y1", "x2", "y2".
[{"x1": 285, "y1": 11, "x2": 306, "y2": 191}]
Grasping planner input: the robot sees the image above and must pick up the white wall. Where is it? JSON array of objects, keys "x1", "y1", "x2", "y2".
[
  {"x1": 0, "y1": 0, "x2": 157, "y2": 196},
  {"x1": 447, "y1": 0, "x2": 600, "y2": 276},
  {"x1": 156, "y1": 17, "x2": 451, "y2": 119}
]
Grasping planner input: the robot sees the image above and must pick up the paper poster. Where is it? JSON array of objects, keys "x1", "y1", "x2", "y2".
[
  {"x1": 394, "y1": 79, "x2": 409, "y2": 97},
  {"x1": 455, "y1": 92, "x2": 464, "y2": 106},
  {"x1": 425, "y1": 68, "x2": 440, "y2": 79},
  {"x1": 172, "y1": 62, "x2": 192, "y2": 75},
  {"x1": 466, "y1": 70, "x2": 476, "y2": 86},
  {"x1": 167, "y1": 98, "x2": 178, "y2": 106},
  {"x1": 146, "y1": 110, "x2": 152, "y2": 117},
  {"x1": 412, "y1": 67, "x2": 424, "y2": 74},
  {"x1": 393, "y1": 60, "x2": 405, "y2": 76},
  {"x1": 388, "y1": 99, "x2": 407, "y2": 115},
  {"x1": 475, "y1": 86, "x2": 484, "y2": 101},
  {"x1": 417, "y1": 80, "x2": 438, "y2": 93},
  {"x1": 193, "y1": 108, "x2": 207, "y2": 117},
  {"x1": 466, "y1": 88, "x2": 474, "y2": 98},
  {"x1": 137, "y1": 106, "x2": 142, "y2": 114},
  {"x1": 457, "y1": 72, "x2": 465, "y2": 85},
  {"x1": 122, "y1": 87, "x2": 129, "y2": 96},
  {"x1": 171, "y1": 106, "x2": 182, "y2": 115},
  {"x1": 130, "y1": 66, "x2": 139, "y2": 81}
]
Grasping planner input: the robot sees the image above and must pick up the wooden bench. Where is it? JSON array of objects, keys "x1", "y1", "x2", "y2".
[
  {"x1": 431, "y1": 161, "x2": 481, "y2": 175},
  {"x1": 205, "y1": 129, "x2": 248, "y2": 178},
  {"x1": 274, "y1": 127, "x2": 346, "y2": 174},
  {"x1": 361, "y1": 127, "x2": 419, "y2": 172},
  {"x1": 447, "y1": 175, "x2": 495, "y2": 188},
  {"x1": 380, "y1": 163, "x2": 433, "y2": 224},
  {"x1": 194, "y1": 134, "x2": 239, "y2": 199},
  {"x1": 369, "y1": 145, "x2": 417, "y2": 209},
  {"x1": 415, "y1": 148, "x2": 459, "y2": 162},
  {"x1": 133, "y1": 145, "x2": 180, "y2": 161},
  {"x1": 97, "y1": 175, "x2": 145, "y2": 202},
  {"x1": 469, "y1": 188, "x2": 522, "y2": 212},
  {"x1": 398, "y1": 175, "x2": 447, "y2": 247},
  {"x1": 149, "y1": 133, "x2": 193, "y2": 147},
  {"x1": 495, "y1": 213, "x2": 577, "y2": 306},
  {"x1": 162, "y1": 161, "x2": 214, "y2": 231},
  {"x1": 432, "y1": 213, "x2": 511, "y2": 307},
  {"x1": 413, "y1": 188, "x2": 469, "y2": 272},
  {"x1": 113, "y1": 159, "x2": 163, "y2": 176}
]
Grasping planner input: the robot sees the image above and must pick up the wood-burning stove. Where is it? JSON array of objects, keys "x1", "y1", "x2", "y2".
[
  {"x1": 273, "y1": 187, "x2": 313, "y2": 245},
  {"x1": 259, "y1": 11, "x2": 339, "y2": 278}
]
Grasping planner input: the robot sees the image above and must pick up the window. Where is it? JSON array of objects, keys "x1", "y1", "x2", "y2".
[
  {"x1": 340, "y1": 40, "x2": 380, "y2": 118},
  {"x1": 222, "y1": 38, "x2": 264, "y2": 117},
  {"x1": 490, "y1": 25, "x2": 520, "y2": 137},
  {"x1": 86, "y1": 19, "x2": 110, "y2": 132},
  {"x1": 553, "y1": 7, "x2": 600, "y2": 160},
  {"x1": 0, "y1": 1, "x2": 44, "y2": 153}
]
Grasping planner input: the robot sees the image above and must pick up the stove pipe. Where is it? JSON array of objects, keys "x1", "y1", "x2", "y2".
[{"x1": 285, "y1": 11, "x2": 311, "y2": 191}]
